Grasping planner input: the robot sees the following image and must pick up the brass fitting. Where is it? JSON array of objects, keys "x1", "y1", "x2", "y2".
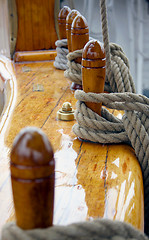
[{"x1": 57, "y1": 102, "x2": 74, "y2": 121}]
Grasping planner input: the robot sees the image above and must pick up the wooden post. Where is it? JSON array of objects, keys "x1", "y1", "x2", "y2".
[
  {"x1": 10, "y1": 127, "x2": 55, "y2": 230},
  {"x1": 82, "y1": 40, "x2": 106, "y2": 116},
  {"x1": 71, "y1": 15, "x2": 89, "y2": 63},
  {"x1": 71, "y1": 15, "x2": 89, "y2": 90},
  {"x1": 66, "y1": 10, "x2": 80, "y2": 52},
  {"x1": 58, "y1": 6, "x2": 71, "y2": 39}
]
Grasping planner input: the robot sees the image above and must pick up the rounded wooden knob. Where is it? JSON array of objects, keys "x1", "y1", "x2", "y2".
[
  {"x1": 66, "y1": 10, "x2": 80, "y2": 52},
  {"x1": 58, "y1": 6, "x2": 71, "y2": 39},
  {"x1": 10, "y1": 127, "x2": 55, "y2": 230},
  {"x1": 71, "y1": 15, "x2": 89, "y2": 63},
  {"x1": 82, "y1": 40, "x2": 106, "y2": 115}
]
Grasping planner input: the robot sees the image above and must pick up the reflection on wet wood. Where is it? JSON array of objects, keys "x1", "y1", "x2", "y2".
[
  {"x1": 11, "y1": 127, "x2": 55, "y2": 229},
  {"x1": 71, "y1": 15, "x2": 89, "y2": 64},
  {"x1": 14, "y1": 50, "x2": 57, "y2": 62},
  {"x1": 82, "y1": 39, "x2": 106, "y2": 116},
  {"x1": 0, "y1": 58, "x2": 144, "y2": 235},
  {"x1": 58, "y1": 6, "x2": 71, "y2": 40},
  {"x1": 66, "y1": 10, "x2": 80, "y2": 52}
]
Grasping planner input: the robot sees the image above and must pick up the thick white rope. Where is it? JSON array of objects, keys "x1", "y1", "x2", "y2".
[
  {"x1": 73, "y1": 0, "x2": 149, "y2": 235},
  {"x1": 54, "y1": 39, "x2": 69, "y2": 70},
  {"x1": 64, "y1": 50, "x2": 82, "y2": 84},
  {"x1": 2, "y1": 219, "x2": 148, "y2": 240},
  {"x1": 64, "y1": 47, "x2": 112, "y2": 92},
  {"x1": 100, "y1": 0, "x2": 149, "y2": 233}
]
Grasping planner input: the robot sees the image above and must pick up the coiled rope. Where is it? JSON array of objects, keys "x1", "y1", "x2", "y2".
[
  {"x1": 64, "y1": 42, "x2": 117, "y2": 92},
  {"x1": 64, "y1": 49, "x2": 82, "y2": 85},
  {"x1": 2, "y1": 219, "x2": 148, "y2": 240},
  {"x1": 53, "y1": 39, "x2": 68, "y2": 70},
  {"x1": 73, "y1": 0, "x2": 149, "y2": 235}
]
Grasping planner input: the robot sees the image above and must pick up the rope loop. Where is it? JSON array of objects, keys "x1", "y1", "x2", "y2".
[
  {"x1": 104, "y1": 43, "x2": 136, "y2": 93},
  {"x1": 64, "y1": 50, "x2": 82, "y2": 85},
  {"x1": 72, "y1": 1, "x2": 149, "y2": 234},
  {"x1": 2, "y1": 219, "x2": 148, "y2": 240},
  {"x1": 54, "y1": 39, "x2": 69, "y2": 70}
]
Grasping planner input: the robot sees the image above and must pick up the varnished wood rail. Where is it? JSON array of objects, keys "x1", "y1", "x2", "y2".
[
  {"x1": 14, "y1": 50, "x2": 57, "y2": 62},
  {"x1": 0, "y1": 55, "x2": 144, "y2": 235}
]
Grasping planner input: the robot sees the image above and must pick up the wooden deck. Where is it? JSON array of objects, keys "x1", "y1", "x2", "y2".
[{"x1": 0, "y1": 57, "x2": 144, "y2": 235}]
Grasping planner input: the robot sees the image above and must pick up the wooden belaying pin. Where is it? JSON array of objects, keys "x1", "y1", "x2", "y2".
[
  {"x1": 71, "y1": 15, "x2": 89, "y2": 90},
  {"x1": 10, "y1": 127, "x2": 55, "y2": 230},
  {"x1": 66, "y1": 10, "x2": 80, "y2": 52},
  {"x1": 71, "y1": 15, "x2": 89, "y2": 63},
  {"x1": 82, "y1": 40, "x2": 106, "y2": 115},
  {"x1": 58, "y1": 6, "x2": 71, "y2": 40}
]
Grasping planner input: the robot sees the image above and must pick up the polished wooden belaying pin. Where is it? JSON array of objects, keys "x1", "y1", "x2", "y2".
[
  {"x1": 58, "y1": 6, "x2": 71, "y2": 39},
  {"x1": 82, "y1": 40, "x2": 106, "y2": 115},
  {"x1": 66, "y1": 10, "x2": 80, "y2": 52},
  {"x1": 71, "y1": 15, "x2": 89, "y2": 90},
  {"x1": 71, "y1": 15, "x2": 89, "y2": 63},
  {"x1": 10, "y1": 127, "x2": 55, "y2": 230}
]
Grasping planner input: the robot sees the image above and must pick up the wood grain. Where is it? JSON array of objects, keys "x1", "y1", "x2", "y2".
[
  {"x1": 15, "y1": 0, "x2": 57, "y2": 51},
  {"x1": 66, "y1": 10, "x2": 80, "y2": 52},
  {"x1": 0, "y1": 57, "x2": 144, "y2": 233},
  {"x1": 82, "y1": 40, "x2": 106, "y2": 115},
  {"x1": 11, "y1": 127, "x2": 55, "y2": 229},
  {"x1": 58, "y1": 6, "x2": 71, "y2": 40},
  {"x1": 71, "y1": 15, "x2": 89, "y2": 64},
  {"x1": 14, "y1": 50, "x2": 57, "y2": 62}
]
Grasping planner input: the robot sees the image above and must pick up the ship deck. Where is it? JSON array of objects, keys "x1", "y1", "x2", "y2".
[{"x1": 0, "y1": 55, "x2": 144, "y2": 235}]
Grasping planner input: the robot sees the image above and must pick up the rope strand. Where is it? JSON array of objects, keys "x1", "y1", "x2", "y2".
[{"x1": 54, "y1": 39, "x2": 69, "y2": 70}]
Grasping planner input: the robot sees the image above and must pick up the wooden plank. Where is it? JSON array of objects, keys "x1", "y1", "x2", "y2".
[
  {"x1": 44, "y1": 0, "x2": 51, "y2": 49},
  {"x1": 15, "y1": 0, "x2": 25, "y2": 51},
  {"x1": 14, "y1": 50, "x2": 57, "y2": 62},
  {"x1": 106, "y1": 144, "x2": 144, "y2": 230},
  {"x1": 15, "y1": 0, "x2": 58, "y2": 51},
  {"x1": 0, "y1": 59, "x2": 144, "y2": 234},
  {"x1": 24, "y1": 0, "x2": 33, "y2": 50},
  {"x1": 40, "y1": 0, "x2": 45, "y2": 49},
  {"x1": 31, "y1": 0, "x2": 39, "y2": 50},
  {"x1": 48, "y1": 0, "x2": 57, "y2": 49}
]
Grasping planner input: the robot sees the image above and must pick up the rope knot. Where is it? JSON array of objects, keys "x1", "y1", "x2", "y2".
[
  {"x1": 105, "y1": 43, "x2": 136, "y2": 93},
  {"x1": 73, "y1": 88, "x2": 149, "y2": 229}
]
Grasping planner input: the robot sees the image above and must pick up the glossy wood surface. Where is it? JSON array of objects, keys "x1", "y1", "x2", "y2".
[
  {"x1": 58, "y1": 6, "x2": 71, "y2": 40},
  {"x1": 0, "y1": 57, "x2": 144, "y2": 235},
  {"x1": 82, "y1": 40, "x2": 106, "y2": 115},
  {"x1": 11, "y1": 127, "x2": 55, "y2": 229},
  {"x1": 15, "y1": 0, "x2": 57, "y2": 51},
  {"x1": 66, "y1": 10, "x2": 80, "y2": 52},
  {"x1": 71, "y1": 15, "x2": 89, "y2": 63},
  {"x1": 14, "y1": 50, "x2": 57, "y2": 62}
]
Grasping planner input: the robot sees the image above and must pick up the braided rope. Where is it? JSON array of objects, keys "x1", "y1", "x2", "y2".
[
  {"x1": 64, "y1": 47, "x2": 113, "y2": 92},
  {"x1": 100, "y1": 0, "x2": 149, "y2": 233},
  {"x1": 2, "y1": 219, "x2": 148, "y2": 240},
  {"x1": 73, "y1": 0, "x2": 149, "y2": 234},
  {"x1": 64, "y1": 50, "x2": 82, "y2": 85},
  {"x1": 54, "y1": 39, "x2": 69, "y2": 70}
]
